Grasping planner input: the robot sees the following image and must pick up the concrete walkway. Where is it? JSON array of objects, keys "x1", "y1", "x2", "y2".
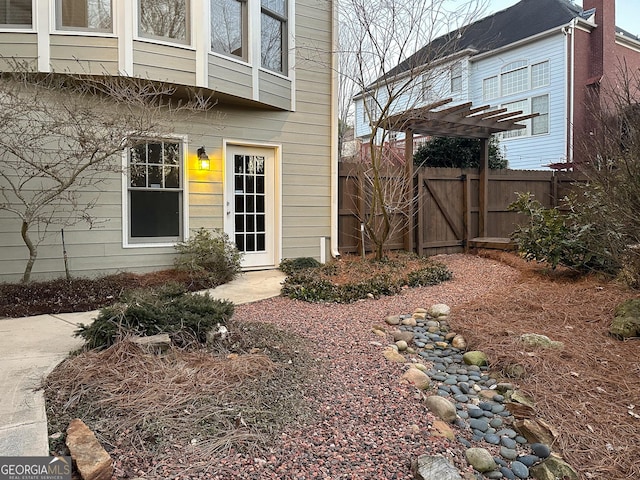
[{"x1": 0, "y1": 269, "x2": 285, "y2": 457}]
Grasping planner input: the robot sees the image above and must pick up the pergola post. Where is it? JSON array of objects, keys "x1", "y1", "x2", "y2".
[
  {"x1": 478, "y1": 137, "x2": 489, "y2": 237},
  {"x1": 404, "y1": 129, "x2": 414, "y2": 252}
]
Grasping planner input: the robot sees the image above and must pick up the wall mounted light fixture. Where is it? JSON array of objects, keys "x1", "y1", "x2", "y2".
[{"x1": 197, "y1": 146, "x2": 210, "y2": 170}]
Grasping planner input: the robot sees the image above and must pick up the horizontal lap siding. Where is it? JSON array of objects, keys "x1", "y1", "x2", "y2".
[
  {"x1": 133, "y1": 41, "x2": 196, "y2": 85},
  {"x1": 50, "y1": 35, "x2": 118, "y2": 75},
  {"x1": 208, "y1": 55, "x2": 253, "y2": 99},
  {"x1": 0, "y1": 33, "x2": 37, "y2": 67}
]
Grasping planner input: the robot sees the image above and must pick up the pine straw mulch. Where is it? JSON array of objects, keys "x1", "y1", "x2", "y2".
[
  {"x1": 44, "y1": 321, "x2": 317, "y2": 476},
  {"x1": 454, "y1": 251, "x2": 640, "y2": 480}
]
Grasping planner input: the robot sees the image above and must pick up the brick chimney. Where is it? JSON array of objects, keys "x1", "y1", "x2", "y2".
[{"x1": 582, "y1": 0, "x2": 617, "y2": 79}]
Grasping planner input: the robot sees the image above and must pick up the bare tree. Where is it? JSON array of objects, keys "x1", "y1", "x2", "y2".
[
  {"x1": 338, "y1": 0, "x2": 485, "y2": 259},
  {"x1": 0, "y1": 69, "x2": 213, "y2": 282}
]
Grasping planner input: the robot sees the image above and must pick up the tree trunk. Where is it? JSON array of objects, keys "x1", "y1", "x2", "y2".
[{"x1": 20, "y1": 221, "x2": 37, "y2": 283}]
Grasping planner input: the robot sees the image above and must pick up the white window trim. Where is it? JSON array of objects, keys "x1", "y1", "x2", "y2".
[
  {"x1": 133, "y1": 0, "x2": 195, "y2": 49},
  {"x1": 209, "y1": 0, "x2": 247, "y2": 62},
  {"x1": 486, "y1": 59, "x2": 550, "y2": 100},
  {"x1": 121, "y1": 133, "x2": 190, "y2": 248},
  {"x1": 500, "y1": 94, "x2": 550, "y2": 140}
]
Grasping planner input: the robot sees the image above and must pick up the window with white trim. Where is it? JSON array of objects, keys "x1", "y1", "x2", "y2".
[
  {"x1": 450, "y1": 62, "x2": 462, "y2": 93},
  {"x1": 128, "y1": 139, "x2": 184, "y2": 242},
  {"x1": 531, "y1": 95, "x2": 549, "y2": 135},
  {"x1": 261, "y1": 0, "x2": 287, "y2": 73},
  {"x1": 0, "y1": 0, "x2": 31, "y2": 28},
  {"x1": 420, "y1": 74, "x2": 432, "y2": 102},
  {"x1": 56, "y1": 0, "x2": 112, "y2": 32},
  {"x1": 139, "y1": 0, "x2": 189, "y2": 44},
  {"x1": 363, "y1": 96, "x2": 377, "y2": 123},
  {"x1": 501, "y1": 62, "x2": 529, "y2": 97},
  {"x1": 483, "y1": 76, "x2": 498, "y2": 101},
  {"x1": 531, "y1": 61, "x2": 549, "y2": 89},
  {"x1": 211, "y1": 0, "x2": 247, "y2": 60}
]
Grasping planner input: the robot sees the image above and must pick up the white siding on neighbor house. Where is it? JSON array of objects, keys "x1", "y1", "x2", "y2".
[
  {"x1": 0, "y1": 0, "x2": 333, "y2": 283},
  {"x1": 354, "y1": 57, "x2": 470, "y2": 141},
  {"x1": 469, "y1": 32, "x2": 567, "y2": 169}
]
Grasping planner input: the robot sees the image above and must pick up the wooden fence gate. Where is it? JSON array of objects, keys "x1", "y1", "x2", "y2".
[{"x1": 338, "y1": 162, "x2": 582, "y2": 256}]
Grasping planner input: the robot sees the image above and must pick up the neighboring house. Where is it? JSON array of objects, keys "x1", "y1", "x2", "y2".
[
  {"x1": 354, "y1": 0, "x2": 640, "y2": 170},
  {"x1": 0, "y1": 0, "x2": 337, "y2": 282}
]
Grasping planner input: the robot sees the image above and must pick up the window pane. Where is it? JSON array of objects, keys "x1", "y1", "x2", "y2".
[
  {"x1": 261, "y1": 12, "x2": 283, "y2": 72},
  {"x1": 59, "y1": 0, "x2": 112, "y2": 31},
  {"x1": 256, "y1": 214, "x2": 265, "y2": 232},
  {"x1": 531, "y1": 61, "x2": 549, "y2": 89},
  {"x1": 164, "y1": 166, "x2": 180, "y2": 188},
  {"x1": 130, "y1": 190, "x2": 180, "y2": 237},
  {"x1": 139, "y1": 0, "x2": 188, "y2": 42},
  {"x1": 147, "y1": 143, "x2": 162, "y2": 164},
  {"x1": 246, "y1": 234, "x2": 255, "y2": 251},
  {"x1": 235, "y1": 195, "x2": 244, "y2": 212},
  {"x1": 256, "y1": 195, "x2": 264, "y2": 213},
  {"x1": 234, "y1": 175, "x2": 244, "y2": 192},
  {"x1": 257, "y1": 233, "x2": 265, "y2": 251},
  {"x1": 501, "y1": 67, "x2": 529, "y2": 96},
  {"x1": 235, "y1": 214, "x2": 244, "y2": 232},
  {"x1": 483, "y1": 77, "x2": 498, "y2": 101},
  {"x1": 501, "y1": 100, "x2": 529, "y2": 139},
  {"x1": 246, "y1": 196, "x2": 254, "y2": 213},
  {"x1": 246, "y1": 214, "x2": 255, "y2": 233},
  {"x1": 130, "y1": 144, "x2": 146, "y2": 164},
  {"x1": 235, "y1": 234, "x2": 244, "y2": 251},
  {"x1": 532, "y1": 95, "x2": 549, "y2": 135},
  {"x1": 262, "y1": 0, "x2": 285, "y2": 15},
  {"x1": 148, "y1": 165, "x2": 162, "y2": 187},
  {"x1": 164, "y1": 142, "x2": 180, "y2": 165},
  {"x1": 0, "y1": 0, "x2": 32, "y2": 26},
  {"x1": 256, "y1": 175, "x2": 264, "y2": 193},
  {"x1": 245, "y1": 175, "x2": 254, "y2": 193},
  {"x1": 130, "y1": 164, "x2": 146, "y2": 187},
  {"x1": 211, "y1": 0, "x2": 245, "y2": 58}
]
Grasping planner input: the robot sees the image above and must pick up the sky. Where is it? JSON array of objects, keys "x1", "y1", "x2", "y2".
[{"x1": 484, "y1": 0, "x2": 640, "y2": 37}]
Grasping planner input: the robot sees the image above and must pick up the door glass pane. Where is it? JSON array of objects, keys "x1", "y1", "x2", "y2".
[
  {"x1": 235, "y1": 215, "x2": 244, "y2": 232},
  {"x1": 235, "y1": 234, "x2": 244, "y2": 251},
  {"x1": 257, "y1": 233, "x2": 265, "y2": 251},
  {"x1": 256, "y1": 214, "x2": 265, "y2": 232},
  {"x1": 234, "y1": 196, "x2": 244, "y2": 212},
  {"x1": 246, "y1": 214, "x2": 255, "y2": 233},
  {"x1": 246, "y1": 196, "x2": 254, "y2": 213},
  {"x1": 234, "y1": 175, "x2": 243, "y2": 192},
  {"x1": 256, "y1": 195, "x2": 264, "y2": 212},
  {"x1": 246, "y1": 175, "x2": 254, "y2": 193},
  {"x1": 256, "y1": 176, "x2": 264, "y2": 193},
  {"x1": 246, "y1": 234, "x2": 255, "y2": 251}
]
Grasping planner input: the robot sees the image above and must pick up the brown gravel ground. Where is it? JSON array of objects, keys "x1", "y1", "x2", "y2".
[{"x1": 82, "y1": 253, "x2": 639, "y2": 479}]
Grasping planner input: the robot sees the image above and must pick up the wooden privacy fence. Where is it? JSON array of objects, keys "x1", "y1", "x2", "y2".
[{"x1": 338, "y1": 162, "x2": 583, "y2": 256}]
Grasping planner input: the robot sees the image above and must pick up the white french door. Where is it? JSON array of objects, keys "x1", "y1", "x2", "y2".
[{"x1": 225, "y1": 145, "x2": 276, "y2": 268}]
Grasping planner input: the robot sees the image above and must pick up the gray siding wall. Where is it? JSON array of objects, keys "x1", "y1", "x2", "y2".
[
  {"x1": 0, "y1": 33, "x2": 37, "y2": 68},
  {"x1": 0, "y1": 0, "x2": 334, "y2": 283},
  {"x1": 50, "y1": 35, "x2": 119, "y2": 75},
  {"x1": 133, "y1": 41, "x2": 197, "y2": 85}
]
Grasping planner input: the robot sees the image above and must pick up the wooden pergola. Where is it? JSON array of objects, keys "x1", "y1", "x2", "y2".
[{"x1": 380, "y1": 98, "x2": 538, "y2": 251}]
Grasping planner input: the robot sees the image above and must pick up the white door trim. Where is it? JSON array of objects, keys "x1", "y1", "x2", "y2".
[{"x1": 222, "y1": 139, "x2": 282, "y2": 269}]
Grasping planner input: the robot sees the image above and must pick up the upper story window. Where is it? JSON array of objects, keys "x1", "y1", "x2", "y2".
[
  {"x1": 139, "y1": 0, "x2": 189, "y2": 44},
  {"x1": 56, "y1": 0, "x2": 112, "y2": 32},
  {"x1": 501, "y1": 62, "x2": 529, "y2": 97},
  {"x1": 486, "y1": 60, "x2": 550, "y2": 100},
  {"x1": 128, "y1": 139, "x2": 184, "y2": 243},
  {"x1": 531, "y1": 61, "x2": 549, "y2": 89},
  {"x1": 450, "y1": 62, "x2": 462, "y2": 93},
  {"x1": 261, "y1": 0, "x2": 287, "y2": 73},
  {"x1": 211, "y1": 0, "x2": 247, "y2": 60},
  {"x1": 0, "y1": 0, "x2": 32, "y2": 28},
  {"x1": 483, "y1": 76, "x2": 498, "y2": 101},
  {"x1": 501, "y1": 99, "x2": 528, "y2": 139}
]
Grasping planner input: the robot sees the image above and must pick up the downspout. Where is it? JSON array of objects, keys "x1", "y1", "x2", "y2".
[
  {"x1": 569, "y1": 19, "x2": 576, "y2": 164},
  {"x1": 330, "y1": 0, "x2": 340, "y2": 258}
]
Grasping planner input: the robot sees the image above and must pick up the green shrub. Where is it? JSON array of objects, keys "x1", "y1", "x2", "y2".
[
  {"x1": 508, "y1": 192, "x2": 620, "y2": 273},
  {"x1": 281, "y1": 261, "x2": 452, "y2": 303},
  {"x1": 174, "y1": 228, "x2": 243, "y2": 286},
  {"x1": 279, "y1": 257, "x2": 321, "y2": 275},
  {"x1": 75, "y1": 282, "x2": 234, "y2": 349}
]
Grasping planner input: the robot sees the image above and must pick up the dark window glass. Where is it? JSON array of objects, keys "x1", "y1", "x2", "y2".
[
  {"x1": 246, "y1": 234, "x2": 255, "y2": 251},
  {"x1": 58, "y1": 0, "x2": 112, "y2": 31},
  {"x1": 257, "y1": 233, "x2": 265, "y2": 251},
  {"x1": 211, "y1": 0, "x2": 246, "y2": 59},
  {"x1": 0, "y1": 0, "x2": 32, "y2": 27},
  {"x1": 261, "y1": 0, "x2": 286, "y2": 73},
  {"x1": 235, "y1": 234, "x2": 244, "y2": 251},
  {"x1": 130, "y1": 191, "x2": 180, "y2": 237},
  {"x1": 235, "y1": 214, "x2": 244, "y2": 232}
]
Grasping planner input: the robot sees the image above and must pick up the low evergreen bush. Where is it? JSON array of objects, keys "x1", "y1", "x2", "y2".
[
  {"x1": 174, "y1": 228, "x2": 243, "y2": 286},
  {"x1": 279, "y1": 257, "x2": 322, "y2": 275},
  {"x1": 75, "y1": 282, "x2": 234, "y2": 349}
]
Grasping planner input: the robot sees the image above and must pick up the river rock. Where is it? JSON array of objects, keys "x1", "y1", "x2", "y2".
[
  {"x1": 428, "y1": 304, "x2": 451, "y2": 318},
  {"x1": 385, "y1": 315, "x2": 401, "y2": 325},
  {"x1": 396, "y1": 340, "x2": 409, "y2": 351},
  {"x1": 451, "y1": 334, "x2": 466, "y2": 349},
  {"x1": 383, "y1": 348, "x2": 405, "y2": 363},
  {"x1": 413, "y1": 454, "x2": 462, "y2": 480},
  {"x1": 431, "y1": 420, "x2": 455, "y2": 440},
  {"x1": 393, "y1": 330, "x2": 415, "y2": 343},
  {"x1": 425, "y1": 395, "x2": 457, "y2": 422},
  {"x1": 66, "y1": 419, "x2": 113, "y2": 480},
  {"x1": 529, "y1": 454, "x2": 579, "y2": 480},
  {"x1": 514, "y1": 418, "x2": 557, "y2": 446},
  {"x1": 465, "y1": 447, "x2": 497, "y2": 473},
  {"x1": 519, "y1": 333, "x2": 563, "y2": 349},
  {"x1": 462, "y1": 351, "x2": 488, "y2": 367},
  {"x1": 610, "y1": 299, "x2": 640, "y2": 339},
  {"x1": 401, "y1": 367, "x2": 431, "y2": 390}
]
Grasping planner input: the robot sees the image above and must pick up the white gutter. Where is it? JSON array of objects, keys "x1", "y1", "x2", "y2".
[{"x1": 330, "y1": 0, "x2": 340, "y2": 258}]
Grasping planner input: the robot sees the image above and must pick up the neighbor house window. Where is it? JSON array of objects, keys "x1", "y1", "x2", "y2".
[
  {"x1": 211, "y1": 0, "x2": 246, "y2": 59},
  {"x1": 261, "y1": 0, "x2": 287, "y2": 73},
  {"x1": 483, "y1": 76, "x2": 498, "y2": 101},
  {"x1": 363, "y1": 96, "x2": 377, "y2": 123},
  {"x1": 420, "y1": 74, "x2": 432, "y2": 102},
  {"x1": 450, "y1": 62, "x2": 462, "y2": 93},
  {"x1": 56, "y1": 0, "x2": 112, "y2": 32},
  {"x1": 0, "y1": 0, "x2": 32, "y2": 28},
  {"x1": 139, "y1": 0, "x2": 189, "y2": 43},
  {"x1": 531, "y1": 94, "x2": 549, "y2": 135},
  {"x1": 128, "y1": 140, "x2": 184, "y2": 242},
  {"x1": 531, "y1": 61, "x2": 549, "y2": 89},
  {"x1": 501, "y1": 61, "x2": 529, "y2": 97}
]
